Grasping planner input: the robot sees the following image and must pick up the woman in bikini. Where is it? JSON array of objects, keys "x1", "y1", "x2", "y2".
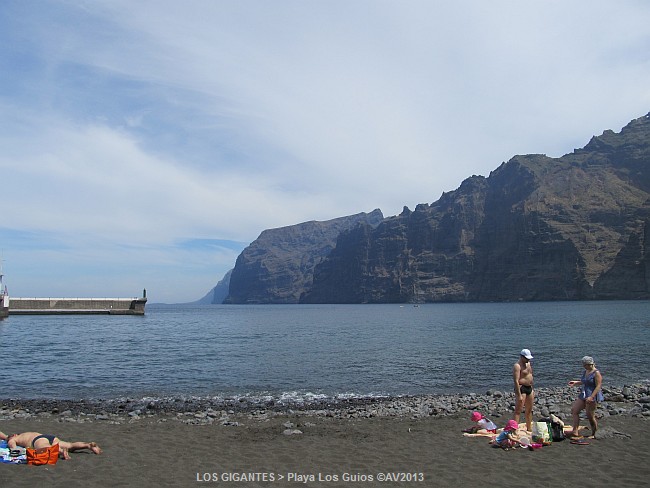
[{"x1": 568, "y1": 355, "x2": 604, "y2": 438}]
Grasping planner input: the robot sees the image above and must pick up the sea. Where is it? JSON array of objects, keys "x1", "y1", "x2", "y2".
[{"x1": 0, "y1": 301, "x2": 648, "y2": 404}]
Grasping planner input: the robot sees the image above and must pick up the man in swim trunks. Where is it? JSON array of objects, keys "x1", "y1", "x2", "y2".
[
  {"x1": 512, "y1": 348, "x2": 534, "y2": 432},
  {"x1": 1, "y1": 431, "x2": 102, "y2": 460}
]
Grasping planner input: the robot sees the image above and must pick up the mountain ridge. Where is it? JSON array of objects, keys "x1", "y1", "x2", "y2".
[
  {"x1": 223, "y1": 113, "x2": 650, "y2": 304},
  {"x1": 224, "y1": 210, "x2": 384, "y2": 304}
]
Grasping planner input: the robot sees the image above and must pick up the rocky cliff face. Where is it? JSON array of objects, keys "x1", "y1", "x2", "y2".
[
  {"x1": 224, "y1": 210, "x2": 384, "y2": 303},
  {"x1": 226, "y1": 113, "x2": 650, "y2": 304},
  {"x1": 302, "y1": 113, "x2": 650, "y2": 303},
  {"x1": 193, "y1": 269, "x2": 232, "y2": 305}
]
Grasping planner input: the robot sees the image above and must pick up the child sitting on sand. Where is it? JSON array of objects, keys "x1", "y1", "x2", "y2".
[
  {"x1": 490, "y1": 420, "x2": 521, "y2": 449},
  {"x1": 463, "y1": 411, "x2": 498, "y2": 434}
]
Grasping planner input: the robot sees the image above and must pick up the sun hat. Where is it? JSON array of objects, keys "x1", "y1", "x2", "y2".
[
  {"x1": 505, "y1": 420, "x2": 519, "y2": 431},
  {"x1": 581, "y1": 356, "x2": 595, "y2": 365},
  {"x1": 471, "y1": 411, "x2": 483, "y2": 422},
  {"x1": 520, "y1": 349, "x2": 533, "y2": 360}
]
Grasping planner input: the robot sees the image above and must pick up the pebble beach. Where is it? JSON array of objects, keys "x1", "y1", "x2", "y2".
[{"x1": 1, "y1": 383, "x2": 649, "y2": 487}]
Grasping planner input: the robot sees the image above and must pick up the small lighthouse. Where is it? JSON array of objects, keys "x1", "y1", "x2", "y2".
[{"x1": 0, "y1": 260, "x2": 8, "y2": 318}]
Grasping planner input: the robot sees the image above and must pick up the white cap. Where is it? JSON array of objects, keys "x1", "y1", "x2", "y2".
[{"x1": 520, "y1": 349, "x2": 533, "y2": 359}]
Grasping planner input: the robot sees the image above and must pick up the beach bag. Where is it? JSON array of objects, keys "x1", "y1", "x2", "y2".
[
  {"x1": 540, "y1": 416, "x2": 566, "y2": 442},
  {"x1": 550, "y1": 420, "x2": 565, "y2": 441},
  {"x1": 26, "y1": 443, "x2": 59, "y2": 466},
  {"x1": 532, "y1": 421, "x2": 552, "y2": 444}
]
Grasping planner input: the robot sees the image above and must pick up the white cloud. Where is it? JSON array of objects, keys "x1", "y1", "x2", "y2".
[{"x1": 1, "y1": 0, "x2": 649, "y2": 302}]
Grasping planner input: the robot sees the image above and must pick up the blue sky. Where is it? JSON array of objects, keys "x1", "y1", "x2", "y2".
[{"x1": 1, "y1": 1, "x2": 649, "y2": 303}]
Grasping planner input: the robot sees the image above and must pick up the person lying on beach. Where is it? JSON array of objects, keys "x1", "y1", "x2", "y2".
[
  {"x1": 489, "y1": 420, "x2": 522, "y2": 449},
  {"x1": 0, "y1": 431, "x2": 102, "y2": 460},
  {"x1": 463, "y1": 411, "x2": 498, "y2": 435}
]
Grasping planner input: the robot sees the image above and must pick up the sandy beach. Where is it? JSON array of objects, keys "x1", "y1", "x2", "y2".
[{"x1": 1, "y1": 404, "x2": 648, "y2": 488}]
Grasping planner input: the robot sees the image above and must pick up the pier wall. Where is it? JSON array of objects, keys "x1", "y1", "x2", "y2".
[{"x1": 8, "y1": 297, "x2": 147, "y2": 315}]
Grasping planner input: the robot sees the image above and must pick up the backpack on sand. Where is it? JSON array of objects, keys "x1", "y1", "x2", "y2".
[{"x1": 540, "y1": 415, "x2": 566, "y2": 442}]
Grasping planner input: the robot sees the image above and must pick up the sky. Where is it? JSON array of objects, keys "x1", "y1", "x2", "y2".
[{"x1": 1, "y1": 1, "x2": 649, "y2": 303}]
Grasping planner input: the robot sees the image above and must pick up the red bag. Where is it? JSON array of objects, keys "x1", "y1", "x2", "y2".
[{"x1": 26, "y1": 443, "x2": 59, "y2": 465}]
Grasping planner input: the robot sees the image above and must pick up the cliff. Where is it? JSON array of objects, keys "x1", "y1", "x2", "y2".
[
  {"x1": 226, "y1": 113, "x2": 650, "y2": 304},
  {"x1": 303, "y1": 113, "x2": 650, "y2": 303},
  {"x1": 192, "y1": 269, "x2": 232, "y2": 305},
  {"x1": 224, "y1": 210, "x2": 384, "y2": 303}
]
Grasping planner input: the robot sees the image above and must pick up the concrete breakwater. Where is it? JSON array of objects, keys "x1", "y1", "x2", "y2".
[{"x1": 8, "y1": 296, "x2": 147, "y2": 315}]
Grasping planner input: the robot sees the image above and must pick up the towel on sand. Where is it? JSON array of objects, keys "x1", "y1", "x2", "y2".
[{"x1": 0, "y1": 440, "x2": 27, "y2": 464}]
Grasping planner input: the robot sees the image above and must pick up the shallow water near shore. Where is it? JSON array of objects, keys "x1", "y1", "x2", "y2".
[{"x1": 1, "y1": 301, "x2": 648, "y2": 402}]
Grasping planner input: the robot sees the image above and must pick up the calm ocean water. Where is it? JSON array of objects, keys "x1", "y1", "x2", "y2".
[{"x1": 0, "y1": 301, "x2": 648, "y2": 402}]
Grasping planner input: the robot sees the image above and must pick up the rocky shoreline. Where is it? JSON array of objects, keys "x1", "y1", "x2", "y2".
[
  {"x1": 3, "y1": 386, "x2": 649, "y2": 488},
  {"x1": 2, "y1": 383, "x2": 649, "y2": 426}
]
